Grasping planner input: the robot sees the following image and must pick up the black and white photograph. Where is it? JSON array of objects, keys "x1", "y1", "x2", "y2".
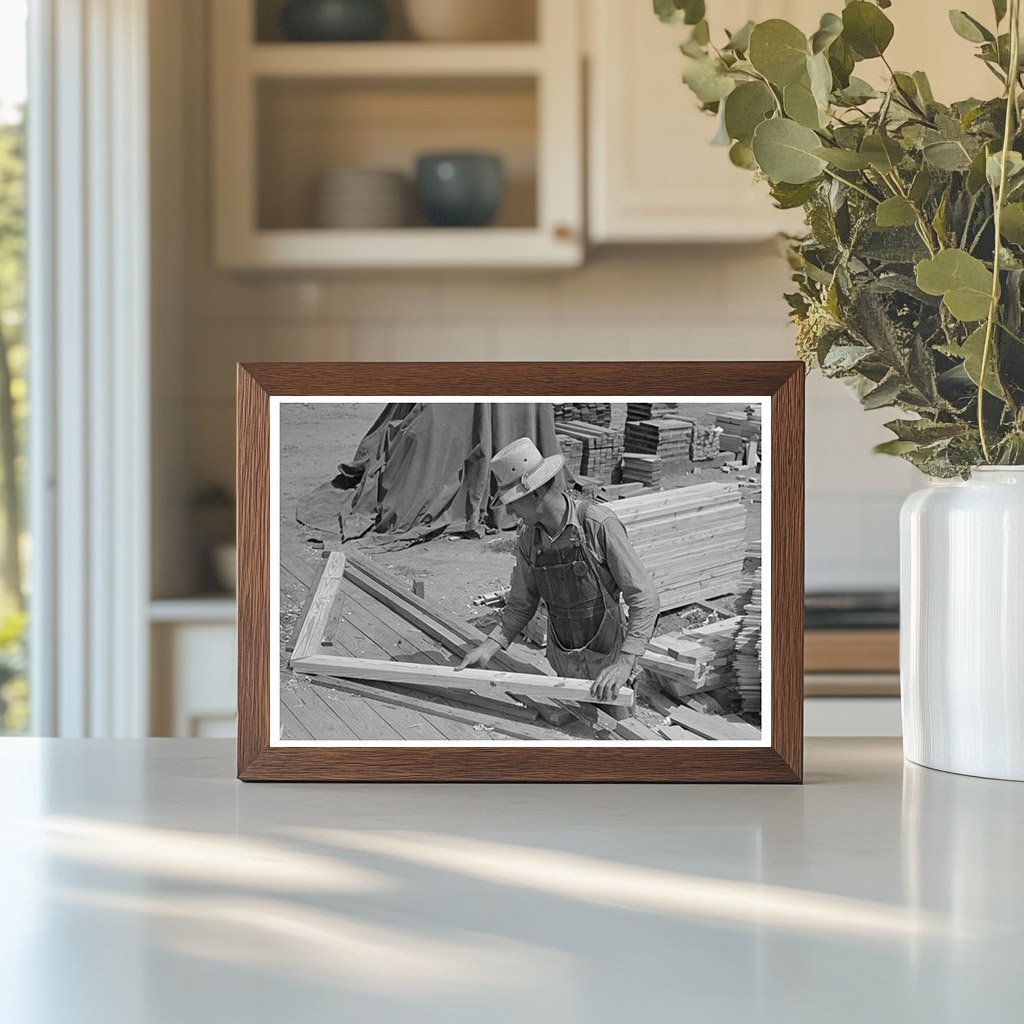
[{"x1": 271, "y1": 398, "x2": 769, "y2": 745}]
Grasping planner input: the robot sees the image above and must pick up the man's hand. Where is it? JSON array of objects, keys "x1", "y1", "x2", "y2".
[
  {"x1": 456, "y1": 638, "x2": 501, "y2": 671},
  {"x1": 591, "y1": 655, "x2": 636, "y2": 703}
]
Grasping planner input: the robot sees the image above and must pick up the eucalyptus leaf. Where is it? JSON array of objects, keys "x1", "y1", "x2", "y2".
[
  {"x1": 653, "y1": 0, "x2": 705, "y2": 26},
  {"x1": 752, "y1": 118, "x2": 828, "y2": 184},
  {"x1": 810, "y1": 12, "x2": 843, "y2": 54},
  {"x1": 860, "y1": 133, "x2": 904, "y2": 173},
  {"x1": 1000, "y1": 203, "x2": 1024, "y2": 245},
  {"x1": 948, "y1": 10, "x2": 994, "y2": 44},
  {"x1": 993, "y1": 0, "x2": 1008, "y2": 24},
  {"x1": 784, "y1": 80, "x2": 824, "y2": 129},
  {"x1": 724, "y1": 81, "x2": 775, "y2": 144},
  {"x1": 842, "y1": 1, "x2": 895, "y2": 59},
  {"x1": 770, "y1": 180, "x2": 820, "y2": 209},
  {"x1": 923, "y1": 140, "x2": 973, "y2": 171},
  {"x1": 827, "y1": 36, "x2": 856, "y2": 88},
  {"x1": 874, "y1": 438, "x2": 922, "y2": 455},
  {"x1": 814, "y1": 146, "x2": 872, "y2": 170},
  {"x1": 724, "y1": 20, "x2": 755, "y2": 53},
  {"x1": 748, "y1": 20, "x2": 809, "y2": 86},
  {"x1": 876, "y1": 197, "x2": 919, "y2": 228},
  {"x1": 939, "y1": 326, "x2": 1006, "y2": 398},
  {"x1": 915, "y1": 249, "x2": 994, "y2": 322},
  {"x1": 729, "y1": 140, "x2": 758, "y2": 169},
  {"x1": 683, "y1": 57, "x2": 736, "y2": 104},
  {"x1": 862, "y1": 374, "x2": 903, "y2": 409}
]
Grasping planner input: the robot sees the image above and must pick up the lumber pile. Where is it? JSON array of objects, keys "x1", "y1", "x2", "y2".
[
  {"x1": 619, "y1": 453, "x2": 662, "y2": 488},
  {"x1": 556, "y1": 432, "x2": 585, "y2": 478},
  {"x1": 553, "y1": 402, "x2": 610, "y2": 427},
  {"x1": 555, "y1": 421, "x2": 624, "y2": 480},
  {"x1": 716, "y1": 409, "x2": 762, "y2": 454},
  {"x1": 734, "y1": 568, "x2": 762, "y2": 715},
  {"x1": 613, "y1": 483, "x2": 747, "y2": 611},
  {"x1": 626, "y1": 402, "x2": 679, "y2": 421},
  {"x1": 640, "y1": 618, "x2": 741, "y2": 700},
  {"x1": 624, "y1": 417, "x2": 694, "y2": 458},
  {"x1": 690, "y1": 424, "x2": 721, "y2": 461}
]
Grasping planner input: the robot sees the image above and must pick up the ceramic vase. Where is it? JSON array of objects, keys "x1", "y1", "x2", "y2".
[{"x1": 900, "y1": 467, "x2": 1024, "y2": 781}]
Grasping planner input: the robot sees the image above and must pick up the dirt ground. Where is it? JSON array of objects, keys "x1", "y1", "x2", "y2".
[{"x1": 279, "y1": 401, "x2": 761, "y2": 634}]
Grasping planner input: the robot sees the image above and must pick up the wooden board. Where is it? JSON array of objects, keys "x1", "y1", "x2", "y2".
[
  {"x1": 291, "y1": 653, "x2": 635, "y2": 707},
  {"x1": 668, "y1": 704, "x2": 761, "y2": 741},
  {"x1": 291, "y1": 551, "x2": 346, "y2": 660}
]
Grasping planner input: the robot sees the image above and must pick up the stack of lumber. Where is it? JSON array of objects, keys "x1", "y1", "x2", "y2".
[
  {"x1": 626, "y1": 402, "x2": 679, "y2": 421},
  {"x1": 619, "y1": 453, "x2": 662, "y2": 488},
  {"x1": 734, "y1": 568, "x2": 762, "y2": 715},
  {"x1": 613, "y1": 483, "x2": 747, "y2": 611},
  {"x1": 556, "y1": 432, "x2": 585, "y2": 477},
  {"x1": 624, "y1": 418, "x2": 694, "y2": 457},
  {"x1": 553, "y1": 402, "x2": 610, "y2": 427},
  {"x1": 690, "y1": 424, "x2": 721, "y2": 461},
  {"x1": 555, "y1": 421, "x2": 624, "y2": 480},
  {"x1": 716, "y1": 410, "x2": 762, "y2": 454},
  {"x1": 640, "y1": 618, "x2": 740, "y2": 700}
]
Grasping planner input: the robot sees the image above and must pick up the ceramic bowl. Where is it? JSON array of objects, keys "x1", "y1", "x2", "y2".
[
  {"x1": 403, "y1": 0, "x2": 534, "y2": 42},
  {"x1": 415, "y1": 152, "x2": 504, "y2": 227},
  {"x1": 281, "y1": 0, "x2": 388, "y2": 42}
]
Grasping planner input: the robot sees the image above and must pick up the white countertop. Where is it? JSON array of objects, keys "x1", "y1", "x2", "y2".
[{"x1": 1, "y1": 738, "x2": 1021, "y2": 1023}]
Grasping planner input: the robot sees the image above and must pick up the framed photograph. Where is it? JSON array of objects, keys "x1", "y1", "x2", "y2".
[{"x1": 237, "y1": 362, "x2": 803, "y2": 782}]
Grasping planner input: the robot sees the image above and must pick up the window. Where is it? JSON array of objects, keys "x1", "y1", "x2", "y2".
[{"x1": 0, "y1": 0, "x2": 27, "y2": 734}]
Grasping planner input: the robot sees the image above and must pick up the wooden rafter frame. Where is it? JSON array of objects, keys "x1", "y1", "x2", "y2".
[{"x1": 238, "y1": 361, "x2": 804, "y2": 782}]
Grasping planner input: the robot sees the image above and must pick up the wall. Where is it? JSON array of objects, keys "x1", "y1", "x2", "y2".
[{"x1": 152, "y1": 0, "x2": 920, "y2": 598}]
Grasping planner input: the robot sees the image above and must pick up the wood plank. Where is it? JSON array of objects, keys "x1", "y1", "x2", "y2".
[
  {"x1": 307, "y1": 681, "x2": 405, "y2": 741},
  {"x1": 668, "y1": 704, "x2": 762, "y2": 741},
  {"x1": 336, "y1": 595, "x2": 540, "y2": 722},
  {"x1": 280, "y1": 702, "x2": 313, "y2": 741},
  {"x1": 292, "y1": 653, "x2": 635, "y2": 707},
  {"x1": 283, "y1": 556, "x2": 327, "y2": 653},
  {"x1": 344, "y1": 551, "x2": 574, "y2": 726},
  {"x1": 281, "y1": 678, "x2": 359, "y2": 740},
  {"x1": 312, "y1": 675, "x2": 572, "y2": 741},
  {"x1": 291, "y1": 551, "x2": 346, "y2": 660},
  {"x1": 660, "y1": 724, "x2": 704, "y2": 741}
]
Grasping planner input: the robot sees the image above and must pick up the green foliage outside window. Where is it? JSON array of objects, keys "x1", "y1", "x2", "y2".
[{"x1": 0, "y1": 110, "x2": 27, "y2": 733}]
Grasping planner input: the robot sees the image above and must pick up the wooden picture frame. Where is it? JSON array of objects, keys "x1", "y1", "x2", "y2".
[{"x1": 238, "y1": 362, "x2": 804, "y2": 782}]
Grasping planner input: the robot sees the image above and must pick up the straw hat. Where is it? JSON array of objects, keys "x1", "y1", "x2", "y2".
[{"x1": 491, "y1": 437, "x2": 564, "y2": 505}]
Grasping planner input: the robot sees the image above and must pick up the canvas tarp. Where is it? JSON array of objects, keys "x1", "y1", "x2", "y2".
[{"x1": 296, "y1": 402, "x2": 569, "y2": 549}]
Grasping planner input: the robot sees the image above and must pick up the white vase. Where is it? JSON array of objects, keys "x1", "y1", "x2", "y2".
[{"x1": 900, "y1": 467, "x2": 1024, "y2": 780}]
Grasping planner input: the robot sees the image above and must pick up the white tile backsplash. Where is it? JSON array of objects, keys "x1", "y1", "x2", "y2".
[{"x1": 181, "y1": 247, "x2": 917, "y2": 592}]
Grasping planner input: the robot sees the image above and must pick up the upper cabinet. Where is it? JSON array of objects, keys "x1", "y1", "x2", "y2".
[
  {"x1": 587, "y1": 0, "x2": 813, "y2": 244},
  {"x1": 211, "y1": 0, "x2": 584, "y2": 269}
]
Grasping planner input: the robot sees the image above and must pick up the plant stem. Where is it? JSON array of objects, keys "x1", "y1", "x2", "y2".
[
  {"x1": 979, "y1": 0, "x2": 1021, "y2": 462},
  {"x1": 822, "y1": 167, "x2": 880, "y2": 205}
]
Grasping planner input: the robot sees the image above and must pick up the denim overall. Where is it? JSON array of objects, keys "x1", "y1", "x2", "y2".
[{"x1": 529, "y1": 499, "x2": 626, "y2": 681}]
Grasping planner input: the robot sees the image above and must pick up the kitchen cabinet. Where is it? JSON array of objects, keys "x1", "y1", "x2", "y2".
[
  {"x1": 586, "y1": 0, "x2": 999, "y2": 244},
  {"x1": 211, "y1": 0, "x2": 583, "y2": 269}
]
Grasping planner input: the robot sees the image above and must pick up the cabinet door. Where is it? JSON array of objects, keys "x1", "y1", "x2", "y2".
[
  {"x1": 588, "y1": 0, "x2": 1001, "y2": 244},
  {"x1": 587, "y1": 0, "x2": 806, "y2": 242}
]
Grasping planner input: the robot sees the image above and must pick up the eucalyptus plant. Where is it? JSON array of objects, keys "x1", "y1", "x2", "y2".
[{"x1": 657, "y1": 0, "x2": 1024, "y2": 475}]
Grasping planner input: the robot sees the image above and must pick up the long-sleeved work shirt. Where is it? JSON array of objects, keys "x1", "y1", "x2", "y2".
[{"x1": 489, "y1": 495, "x2": 659, "y2": 657}]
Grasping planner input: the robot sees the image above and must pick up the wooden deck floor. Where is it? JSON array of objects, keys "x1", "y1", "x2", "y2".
[{"x1": 279, "y1": 533, "x2": 579, "y2": 742}]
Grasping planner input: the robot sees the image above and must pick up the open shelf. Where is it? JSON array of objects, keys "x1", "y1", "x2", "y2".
[
  {"x1": 213, "y1": 0, "x2": 581, "y2": 268},
  {"x1": 249, "y1": 42, "x2": 544, "y2": 77},
  {"x1": 254, "y1": 0, "x2": 539, "y2": 44},
  {"x1": 257, "y1": 76, "x2": 537, "y2": 232}
]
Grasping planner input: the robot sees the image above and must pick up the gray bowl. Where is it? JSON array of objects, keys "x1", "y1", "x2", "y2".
[
  {"x1": 280, "y1": 0, "x2": 388, "y2": 42},
  {"x1": 415, "y1": 152, "x2": 505, "y2": 228}
]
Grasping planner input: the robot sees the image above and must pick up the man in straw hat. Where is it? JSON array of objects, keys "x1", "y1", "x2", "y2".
[{"x1": 458, "y1": 437, "x2": 659, "y2": 710}]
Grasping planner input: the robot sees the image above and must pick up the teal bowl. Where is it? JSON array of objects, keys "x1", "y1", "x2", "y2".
[
  {"x1": 281, "y1": 0, "x2": 388, "y2": 42},
  {"x1": 415, "y1": 153, "x2": 505, "y2": 228}
]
